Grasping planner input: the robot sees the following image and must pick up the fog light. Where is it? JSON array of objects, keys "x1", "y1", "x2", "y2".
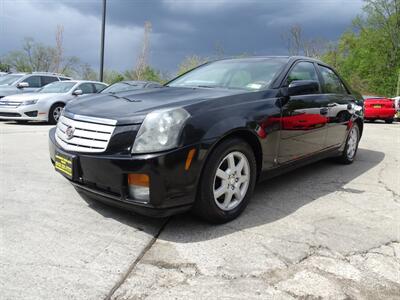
[{"x1": 128, "y1": 174, "x2": 150, "y2": 202}]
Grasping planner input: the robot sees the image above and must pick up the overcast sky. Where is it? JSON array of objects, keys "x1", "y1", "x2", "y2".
[{"x1": 0, "y1": 0, "x2": 364, "y2": 75}]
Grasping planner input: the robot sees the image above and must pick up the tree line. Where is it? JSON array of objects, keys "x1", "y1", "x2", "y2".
[{"x1": 1, "y1": 0, "x2": 398, "y2": 96}]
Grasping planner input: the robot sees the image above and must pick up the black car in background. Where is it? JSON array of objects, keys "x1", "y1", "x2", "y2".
[{"x1": 49, "y1": 56, "x2": 364, "y2": 223}]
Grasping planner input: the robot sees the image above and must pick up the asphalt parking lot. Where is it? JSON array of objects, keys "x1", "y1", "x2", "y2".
[{"x1": 1, "y1": 121, "x2": 399, "y2": 299}]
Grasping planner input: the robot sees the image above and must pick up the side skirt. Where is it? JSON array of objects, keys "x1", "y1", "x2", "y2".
[{"x1": 258, "y1": 147, "x2": 341, "y2": 182}]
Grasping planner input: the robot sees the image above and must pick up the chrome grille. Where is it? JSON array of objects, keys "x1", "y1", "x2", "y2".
[
  {"x1": 0, "y1": 100, "x2": 21, "y2": 108},
  {"x1": 55, "y1": 115, "x2": 115, "y2": 153}
]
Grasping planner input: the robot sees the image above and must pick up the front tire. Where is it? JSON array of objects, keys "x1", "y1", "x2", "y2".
[
  {"x1": 385, "y1": 118, "x2": 394, "y2": 124},
  {"x1": 48, "y1": 103, "x2": 65, "y2": 125},
  {"x1": 193, "y1": 138, "x2": 257, "y2": 223},
  {"x1": 337, "y1": 123, "x2": 360, "y2": 164}
]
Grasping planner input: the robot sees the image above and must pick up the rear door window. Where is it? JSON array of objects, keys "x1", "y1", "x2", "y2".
[
  {"x1": 41, "y1": 76, "x2": 58, "y2": 86},
  {"x1": 318, "y1": 65, "x2": 347, "y2": 94}
]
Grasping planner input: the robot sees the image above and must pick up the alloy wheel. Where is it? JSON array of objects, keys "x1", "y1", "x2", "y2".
[
  {"x1": 213, "y1": 151, "x2": 250, "y2": 211},
  {"x1": 53, "y1": 106, "x2": 63, "y2": 122},
  {"x1": 346, "y1": 126, "x2": 358, "y2": 159}
]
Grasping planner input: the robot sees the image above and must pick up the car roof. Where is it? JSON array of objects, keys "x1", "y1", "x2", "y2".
[
  {"x1": 66, "y1": 80, "x2": 107, "y2": 85},
  {"x1": 363, "y1": 95, "x2": 386, "y2": 99},
  {"x1": 211, "y1": 56, "x2": 324, "y2": 65}
]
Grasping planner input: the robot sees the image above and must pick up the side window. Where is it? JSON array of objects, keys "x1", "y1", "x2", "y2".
[
  {"x1": 41, "y1": 76, "x2": 58, "y2": 86},
  {"x1": 286, "y1": 62, "x2": 319, "y2": 85},
  {"x1": 93, "y1": 83, "x2": 106, "y2": 93},
  {"x1": 23, "y1": 76, "x2": 41, "y2": 88},
  {"x1": 77, "y1": 83, "x2": 94, "y2": 94},
  {"x1": 318, "y1": 65, "x2": 347, "y2": 94}
]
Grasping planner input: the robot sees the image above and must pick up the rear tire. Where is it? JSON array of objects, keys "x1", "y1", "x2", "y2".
[
  {"x1": 336, "y1": 123, "x2": 360, "y2": 164},
  {"x1": 48, "y1": 103, "x2": 65, "y2": 125},
  {"x1": 385, "y1": 118, "x2": 394, "y2": 124},
  {"x1": 193, "y1": 138, "x2": 257, "y2": 223}
]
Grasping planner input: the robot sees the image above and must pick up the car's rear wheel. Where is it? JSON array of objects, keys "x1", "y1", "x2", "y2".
[
  {"x1": 48, "y1": 103, "x2": 64, "y2": 125},
  {"x1": 385, "y1": 118, "x2": 394, "y2": 124},
  {"x1": 337, "y1": 123, "x2": 360, "y2": 164},
  {"x1": 193, "y1": 138, "x2": 257, "y2": 223}
]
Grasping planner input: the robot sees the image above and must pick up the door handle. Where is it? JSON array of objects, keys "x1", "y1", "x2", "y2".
[
  {"x1": 327, "y1": 103, "x2": 338, "y2": 107},
  {"x1": 320, "y1": 107, "x2": 328, "y2": 115}
]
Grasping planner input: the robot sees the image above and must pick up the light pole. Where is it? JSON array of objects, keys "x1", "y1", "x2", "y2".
[{"x1": 99, "y1": 0, "x2": 106, "y2": 82}]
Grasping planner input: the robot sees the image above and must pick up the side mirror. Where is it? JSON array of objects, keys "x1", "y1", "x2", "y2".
[
  {"x1": 73, "y1": 89, "x2": 83, "y2": 96},
  {"x1": 17, "y1": 82, "x2": 29, "y2": 89},
  {"x1": 288, "y1": 80, "x2": 319, "y2": 96}
]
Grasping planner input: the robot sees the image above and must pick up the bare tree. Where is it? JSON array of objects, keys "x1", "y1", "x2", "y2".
[
  {"x1": 303, "y1": 38, "x2": 327, "y2": 58},
  {"x1": 214, "y1": 41, "x2": 225, "y2": 59},
  {"x1": 177, "y1": 55, "x2": 206, "y2": 75},
  {"x1": 282, "y1": 24, "x2": 303, "y2": 56},
  {"x1": 282, "y1": 24, "x2": 327, "y2": 58},
  {"x1": 134, "y1": 21, "x2": 152, "y2": 80}
]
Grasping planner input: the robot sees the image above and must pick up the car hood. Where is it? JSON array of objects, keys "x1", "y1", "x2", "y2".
[
  {"x1": 64, "y1": 87, "x2": 243, "y2": 125},
  {"x1": 2, "y1": 92, "x2": 64, "y2": 102},
  {"x1": 0, "y1": 86, "x2": 19, "y2": 97}
]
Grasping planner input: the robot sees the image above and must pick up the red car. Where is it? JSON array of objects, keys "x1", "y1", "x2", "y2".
[{"x1": 364, "y1": 96, "x2": 396, "y2": 123}]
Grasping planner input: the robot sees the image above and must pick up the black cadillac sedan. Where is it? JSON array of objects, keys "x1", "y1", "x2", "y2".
[{"x1": 49, "y1": 56, "x2": 364, "y2": 223}]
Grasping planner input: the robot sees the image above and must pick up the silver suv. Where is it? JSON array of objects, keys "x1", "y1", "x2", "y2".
[{"x1": 0, "y1": 72, "x2": 71, "y2": 98}]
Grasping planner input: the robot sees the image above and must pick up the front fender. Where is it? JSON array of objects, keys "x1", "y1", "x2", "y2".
[{"x1": 202, "y1": 116, "x2": 254, "y2": 140}]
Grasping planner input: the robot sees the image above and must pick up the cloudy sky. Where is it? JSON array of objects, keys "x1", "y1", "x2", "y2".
[{"x1": 0, "y1": 0, "x2": 364, "y2": 75}]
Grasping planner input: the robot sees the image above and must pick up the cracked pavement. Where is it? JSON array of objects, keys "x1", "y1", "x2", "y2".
[{"x1": 1, "y1": 121, "x2": 399, "y2": 299}]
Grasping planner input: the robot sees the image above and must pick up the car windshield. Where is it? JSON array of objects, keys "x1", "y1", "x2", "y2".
[
  {"x1": 167, "y1": 58, "x2": 288, "y2": 91},
  {"x1": 101, "y1": 82, "x2": 143, "y2": 93},
  {"x1": 39, "y1": 81, "x2": 76, "y2": 93},
  {"x1": 0, "y1": 74, "x2": 24, "y2": 86}
]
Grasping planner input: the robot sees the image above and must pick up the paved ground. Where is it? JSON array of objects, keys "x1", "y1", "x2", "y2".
[{"x1": 1, "y1": 120, "x2": 399, "y2": 300}]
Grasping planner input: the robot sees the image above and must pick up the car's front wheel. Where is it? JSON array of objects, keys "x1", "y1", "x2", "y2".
[
  {"x1": 193, "y1": 138, "x2": 257, "y2": 223},
  {"x1": 48, "y1": 103, "x2": 65, "y2": 125},
  {"x1": 385, "y1": 118, "x2": 394, "y2": 124}
]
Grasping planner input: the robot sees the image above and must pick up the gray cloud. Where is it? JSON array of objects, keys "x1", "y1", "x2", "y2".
[{"x1": 0, "y1": 0, "x2": 364, "y2": 75}]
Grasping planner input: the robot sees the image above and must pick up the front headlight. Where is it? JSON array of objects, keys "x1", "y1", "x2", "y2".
[
  {"x1": 21, "y1": 99, "x2": 38, "y2": 106},
  {"x1": 132, "y1": 107, "x2": 190, "y2": 153}
]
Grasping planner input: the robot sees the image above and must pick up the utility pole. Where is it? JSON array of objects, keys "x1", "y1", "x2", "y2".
[{"x1": 99, "y1": 0, "x2": 106, "y2": 82}]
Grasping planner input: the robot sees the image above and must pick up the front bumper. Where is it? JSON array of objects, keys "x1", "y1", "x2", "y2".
[
  {"x1": 0, "y1": 103, "x2": 48, "y2": 121},
  {"x1": 49, "y1": 127, "x2": 208, "y2": 217}
]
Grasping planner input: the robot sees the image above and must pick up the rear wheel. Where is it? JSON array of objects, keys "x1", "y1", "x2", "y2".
[
  {"x1": 385, "y1": 118, "x2": 394, "y2": 124},
  {"x1": 193, "y1": 138, "x2": 257, "y2": 223},
  {"x1": 337, "y1": 123, "x2": 360, "y2": 164},
  {"x1": 48, "y1": 103, "x2": 64, "y2": 125}
]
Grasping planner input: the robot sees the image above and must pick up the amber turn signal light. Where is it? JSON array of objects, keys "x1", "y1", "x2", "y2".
[
  {"x1": 128, "y1": 174, "x2": 150, "y2": 187},
  {"x1": 185, "y1": 149, "x2": 196, "y2": 171}
]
